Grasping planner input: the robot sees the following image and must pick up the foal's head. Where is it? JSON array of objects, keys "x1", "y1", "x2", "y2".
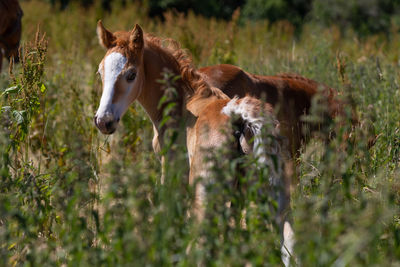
[{"x1": 94, "y1": 21, "x2": 145, "y2": 134}]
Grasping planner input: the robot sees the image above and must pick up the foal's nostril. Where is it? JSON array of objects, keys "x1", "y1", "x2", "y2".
[{"x1": 105, "y1": 120, "x2": 113, "y2": 130}]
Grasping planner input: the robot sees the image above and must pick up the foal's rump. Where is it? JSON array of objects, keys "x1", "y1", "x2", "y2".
[{"x1": 190, "y1": 95, "x2": 282, "y2": 183}]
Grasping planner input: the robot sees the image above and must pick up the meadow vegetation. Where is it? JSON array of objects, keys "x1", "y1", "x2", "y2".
[{"x1": 0, "y1": 1, "x2": 399, "y2": 266}]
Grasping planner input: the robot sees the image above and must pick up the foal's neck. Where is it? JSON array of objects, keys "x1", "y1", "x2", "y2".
[{"x1": 137, "y1": 44, "x2": 189, "y2": 131}]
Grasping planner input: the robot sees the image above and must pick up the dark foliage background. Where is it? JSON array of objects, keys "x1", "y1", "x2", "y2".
[{"x1": 42, "y1": 0, "x2": 400, "y2": 35}]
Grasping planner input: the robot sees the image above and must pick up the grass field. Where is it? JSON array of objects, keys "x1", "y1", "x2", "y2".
[{"x1": 0, "y1": 1, "x2": 399, "y2": 266}]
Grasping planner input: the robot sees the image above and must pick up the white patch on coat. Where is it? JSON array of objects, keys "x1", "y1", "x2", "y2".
[
  {"x1": 96, "y1": 52, "x2": 127, "y2": 119},
  {"x1": 222, "y1": 96, "x2": 264, "y2": 157},
  {"x1": 221, "y1": 96, "x2": 282, "y2": 183}
]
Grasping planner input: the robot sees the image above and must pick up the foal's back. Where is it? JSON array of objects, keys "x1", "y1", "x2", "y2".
[{"x1": 199, "y1": 64, "x2": 341, "y2": 153}]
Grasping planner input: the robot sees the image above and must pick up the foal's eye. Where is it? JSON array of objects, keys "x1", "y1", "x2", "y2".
[{"x1": 127, "y1": 71, "x2": 137, "y2": 82}]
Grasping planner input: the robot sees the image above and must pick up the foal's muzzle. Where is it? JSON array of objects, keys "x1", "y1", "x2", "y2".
[{"x1": 94, "y1": 113, "x2": 120, "y2": 135}]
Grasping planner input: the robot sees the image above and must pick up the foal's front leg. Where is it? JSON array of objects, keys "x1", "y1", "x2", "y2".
[{"x1": 152, "y1": 125, "x2": 167, "y2": 184}]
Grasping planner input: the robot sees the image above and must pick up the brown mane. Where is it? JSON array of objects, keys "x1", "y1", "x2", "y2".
[{"x1": 142, "y1": 33, "x2": 227, "y2": 100}]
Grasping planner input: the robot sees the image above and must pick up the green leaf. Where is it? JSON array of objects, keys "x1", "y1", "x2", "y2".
[
  {"x1": 8, "y1": 243, "x2": 16, "y2": 250},
  {"x1": 2, "y1": 85, "x2": 19, "y2": 96},
  {"x1": 40, "y1": 83, "x2": 46, "y2": 93}
]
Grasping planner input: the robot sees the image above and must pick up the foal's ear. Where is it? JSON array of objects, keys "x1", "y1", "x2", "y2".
[
  {"x1": 97, "y1": 20, "x2": 115, "y2": 49},
  {"x1": 129, "y1": 24, "x2": 144, "y2": 52}
]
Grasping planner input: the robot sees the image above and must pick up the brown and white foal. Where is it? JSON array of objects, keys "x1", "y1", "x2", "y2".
[{"x1": 94, "y1": 21, "x2": 294, "y2": 266}]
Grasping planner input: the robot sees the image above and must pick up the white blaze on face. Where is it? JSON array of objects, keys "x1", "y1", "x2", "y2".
[{"x1": 96, "y1": 52, "x2": 127, "y2": 118}]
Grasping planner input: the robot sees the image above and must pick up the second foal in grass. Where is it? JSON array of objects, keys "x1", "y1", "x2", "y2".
[{"x1": 94, "y1": 21, "x2": 294, "y2": 266}]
